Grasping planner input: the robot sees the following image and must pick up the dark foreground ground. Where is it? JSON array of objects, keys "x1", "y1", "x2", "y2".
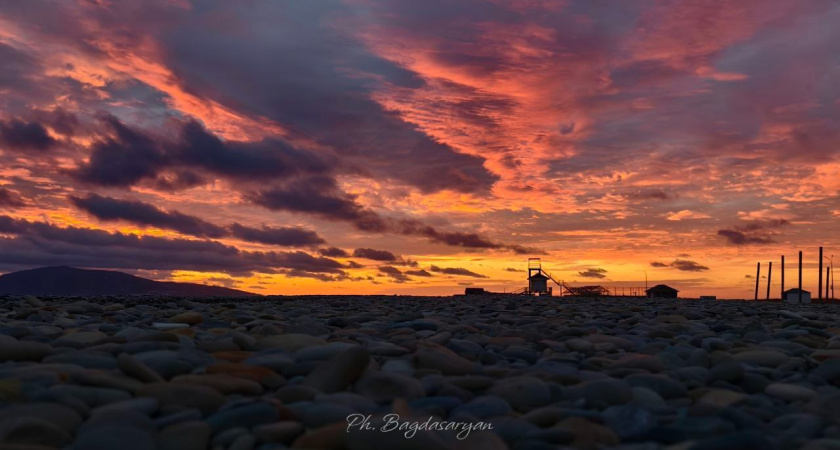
[{"x1": 1, "y1": 295, "x2": 840, "y2": 450}]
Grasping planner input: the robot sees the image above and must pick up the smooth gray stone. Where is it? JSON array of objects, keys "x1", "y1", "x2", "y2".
[
  {"x1": 625, "y1": 374, "x2": 687, "y2": 400},
  {"x1": 354, "y1": 372, "x2": 425, "y2": 403},
  {"x1": 92, "y1": 397, "x2": 159, "y2": 416},
  {"x1": 451, "y1": 395, "x2": 512, "y2": 419},
  {"x1": 563, "y1": 379, "x2": 633, "y2": 408},
  {"x1": 0, "y1": 416, "x2": 73, "y2": 447},
  {"x1": 49, "y1": 384, "x2": 131, "y2": 407},
  {"x1": 153, "y1": 409, "x2": 203, "y2": 429},
  {"x1": 602, "y1": 405, "x2": 656, "y2": 439},
  {"x1": 157, "y1": 421, "x2": 212, "y2": 450},
  {"x1": 0, "y1": 402, "x2": 83, "y2": 433},
  {"x1": 304, "y1": 346, "x2": 370, "y2": 393},
  {"x1": 73, "y1": 425, "x2": 156, "y2": 450},
  {"x1": 301, "y1": 403, "x2": 355, "y2": 428},
  {"x1": 253, "y1": 421, "x2": 304, "y2": 444},
  {"x1": 485, "y1": 376, "x2": 551, "y2": 412},
  {"x1": 205, "y1": 402, "x2": 279, "y2": 433}
]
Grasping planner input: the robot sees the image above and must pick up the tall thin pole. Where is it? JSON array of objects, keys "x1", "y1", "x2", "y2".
[
  {"x1": 798, "y1": 251, "x2": 803, "y2": 303},
  {"x1": 819, "y1": 247, "x2": 823, "y2": 302},
  {"x1": 755, "y1": 262, "x2": 760, "y2": 301},
  {"x1": 766, "y1": 261, "x2": 772, "y2": 300},
  {"x1": 781, "y1": 255, "x2": 785, "y2": 299},
  {"x1": 827, "y1": 266, "x2": 831, "y2": 299}
]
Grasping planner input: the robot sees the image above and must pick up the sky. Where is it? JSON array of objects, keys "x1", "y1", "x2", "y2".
[{"x1": 0, "y1": 0, "x2": 838, "y2": 298}]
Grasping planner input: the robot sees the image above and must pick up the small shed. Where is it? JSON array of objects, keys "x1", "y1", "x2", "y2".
[
  {"x1": 646, "y1": 284, "x2": 678, "y2": 299},
  {"x1": 783, "y1": 288, "x2": 811, "y2": 304},
  {"x1": 528, "y1": 272, "x2": 549, "y2": 294}
]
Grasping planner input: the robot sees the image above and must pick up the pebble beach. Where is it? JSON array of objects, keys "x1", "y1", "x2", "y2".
[{"x1": 2, "y1": 295, "x2": 840, "y2": 450}]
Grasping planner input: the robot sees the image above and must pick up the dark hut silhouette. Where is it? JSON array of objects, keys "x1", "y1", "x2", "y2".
[{"x1": 646, "y1": 284, "x2": 678, "y2": 298}]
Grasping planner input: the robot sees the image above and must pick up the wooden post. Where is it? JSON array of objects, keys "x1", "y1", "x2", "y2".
[
  {"x1": 781, "y1": 255, "x2": 785, "y2": 299},
  {"x1": 755, "y1": 262, "x2": 760, "y2": 301},
  {"x1": 828, "y1": 266, "x2": 832, "y2": 300},
  {"x1": 819, "y1": 246, "x2": 823, "y2": 302},
  {"x1": 766, "y1": 261, "x2": 772, "y2": 300},
  {"x1": 798, "y1": 251, "x2": 803, "y2": 303}
]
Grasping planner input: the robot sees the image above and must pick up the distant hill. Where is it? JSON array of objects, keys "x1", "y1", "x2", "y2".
[{"x1": 0, "y1": 266, "x2": 260, "y2": 297}]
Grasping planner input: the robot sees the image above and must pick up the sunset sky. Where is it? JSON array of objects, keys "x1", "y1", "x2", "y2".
[{"x1": 1, "y1": 0, "x2": 838, "y2": 298}]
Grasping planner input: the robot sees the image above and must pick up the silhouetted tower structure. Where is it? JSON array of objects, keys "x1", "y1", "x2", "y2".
[{"x1": 527, "y1": 258, "x2": 551, "y2": 295}]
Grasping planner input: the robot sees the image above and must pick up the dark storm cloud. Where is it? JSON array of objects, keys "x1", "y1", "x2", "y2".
[
  {"x1": 669, "y1": 259, "x2": 709, "y2": 272},
  {"x1": 70, "y1": 193, "x2": 325, "y2": 247},
  {"x1": 70, "y1": 193, "x2": 227, "y2": 238},
  {"x1": 72, "y1": 116, "x2": 335, "y2": 188},
  {"x1": 249, "y1": 180, "x2": 529, "y2": 252},
  {"x1": 72, "y1": 115, "x2": 168, "y2": 187},
  {"x1": 405, "y1": 269, "x2": 432, "y2": 277},
  {"x1": 248, "y1": 176, "x2": 387, "y2": 232},
  {"x1": 173, "y1": 120, "x2": 334, "y2": 180},
  {"x1": 0, "y1": 188, "x2": 26, "y2": 208},
  {"x1": 0, "y1": 119, "x2": 57, "y2": 152},
  {"x1": 717, "y1": 229, "x2": 775, "y2": 245},
  {"x1": 718, "y1": 219, "x2": 788, "y2": 245},
  {"x1": 229, "y1": 223, "x2": 325, "y2": 247},
  {"x1": 153, "y1": 171, "x2": 206, "y2": 192},
  {"x1": 651, "y1": 259, "x2": 709, "y2": 271},
  {"x1": 158, "y1": 0, "x2": 497, "y2": 194},
  {"x1": 733, "y1": 219, "x2": 790, "y2": 232},
  {"x1": 0, "y1": 215, "x2": 343, "y2": 276},
  {"x1": 31, "y1": 108, "x2": 79, "y2": 136},
  {"x1": 318, "y1": 247, "x2": 349, "y2": 257},
  {"x1": 353, "y1": 248, "x2": 398, "y2": 262},
  {"x1": 578, "y1": 268, "x2": 608, "y2": 279},
  {"x1": 378, "y1": 265, "x2": 410, "y2": 282},
  {"x1": 429, "y1": 265, "x2": 488, "y2": 278}
]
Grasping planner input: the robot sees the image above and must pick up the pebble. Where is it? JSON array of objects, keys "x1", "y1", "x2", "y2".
[
  {"x1": 304, "y1": 346, "x2": 370, "y2": 393},
  {"x1": 564, "y1": 379, "x2": 633, "y2": 408},
  {"x1": 135, "y1": 383, "x2": 226, "y2": 415},
  {"x1": 486, "y1": 376, "x2": 551, "y2": 411},
  {"x1": 168, "y1": 311, "x2": 203, "y2": 325},
  {"x1": 256, "y1": 334, "x2": 327, "y2": 352},
  {"x1": 0, "y1": 296, "x2": 837, "y2": 449},
  {"x1": 204, "y1": 402, "x2": 279, "y2": 433},
  {"x1": 117, "y1": 353, "x2": 166, "y2": 383},
  {"x1": 252, "y1": 421, "x2": 304, "y2": 443},
  {"x1": 0, "y1": 336, "x2": 53, "y2": 361},
  {"x1": 765, "y1": 383, "x2": 817, "y2": 402},
  {"x1": 157, "y1": 420, "x2": 211, "y2": 450},
  {"x1": 733, "y1": 350, "x2": 789, "y2": 367},
  {"x1": 414, "y1": 346, "x2": 475, "y2": 375},
  {"x1": 0, "y1": 416, "x2": 72, "y2": 447},
  {"x1": 354, "y1": 372, "x2": 425, "y2": 403}
]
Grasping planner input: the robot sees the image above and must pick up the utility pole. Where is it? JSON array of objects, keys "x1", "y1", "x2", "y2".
[
  {"x1": 819, "y1": 247, "x2": 824, "y2": 302},
  {"x1": 827, "y1": 266, "x2": 831, "y2": 299},
  {"x1": 798, "y1": 251, "x2": 803, "y2": 303},
  {"x1": 781, "y1": 255, "x2": 785, "y2": 299},
  {"x1": 755, "y1": 262, "x2": 760, "y2": 301},
  {"x1": 766, "y1": 261, "x2": 772, "y2": 300}
]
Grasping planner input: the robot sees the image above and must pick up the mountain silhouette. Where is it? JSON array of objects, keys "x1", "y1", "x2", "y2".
[{"x1": 0, "y1": 266, "x2": 259, "y2": 297}]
